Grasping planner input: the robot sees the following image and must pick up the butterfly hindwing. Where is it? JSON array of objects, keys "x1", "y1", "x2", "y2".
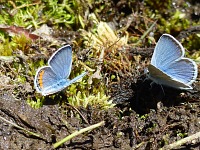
[
  {"x1": 67, "y1": 72, "x2": 87, "y2": 85},
  {"x1": 34, "y1": 66, "x2": 62, "y2": 93},
  {"x1": 163, "y1": 58, "x2": 197, "y2": 85},
  {"x1": 148, "y1": 64, "x2": 192, "y2": 89}
]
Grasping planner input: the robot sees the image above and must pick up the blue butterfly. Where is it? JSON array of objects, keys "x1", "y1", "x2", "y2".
[
  {"x1": 34, "y1": 45, "x2": 86, "y2": 96},
  {"x1": 147, "y1": 34, "x2": 198, "y2": 90}
]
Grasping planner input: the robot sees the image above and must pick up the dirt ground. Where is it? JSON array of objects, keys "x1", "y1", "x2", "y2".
[
  {"x1": 0, "y1": 65, "x2": 200, "y2": 149},
  {"x1": 0, "y1": 0, "x2": 200, "y2": 150}
]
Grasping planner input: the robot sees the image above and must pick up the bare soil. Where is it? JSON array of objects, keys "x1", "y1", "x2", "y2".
[{"x1": 0, "y1": 74, "x2": 200, "y2": 149}]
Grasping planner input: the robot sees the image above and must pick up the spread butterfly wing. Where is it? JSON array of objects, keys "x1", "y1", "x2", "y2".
[
  {"x1": 34, "y1": 66, "x2": 63, "y2": 94},
  {"x1": 163, "y1": 58, "x2": 198, "y2": 85},
  {"x1": 48, "y1": 45, "x2": 72, "y2": 79},
  {"x1": 151, "y1": 34, "x2": 184, "y2": 70},
  {"x1": 34, "y1": 66, "x2": 86, "y2": 96},
  {"x1": 148, "y1": 64, "x2": 192, "y2": 89},
  {"x1": 34, "y1": 66, "x2": 73, "y2": 96}
]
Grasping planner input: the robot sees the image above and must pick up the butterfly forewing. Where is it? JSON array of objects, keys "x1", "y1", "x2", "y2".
[
  {"x1": 48, "y1": 45, "x2": 72, "y2": 79},
  {"x1": 151, "y1": 34, "x2": 184, "y2": 70}
]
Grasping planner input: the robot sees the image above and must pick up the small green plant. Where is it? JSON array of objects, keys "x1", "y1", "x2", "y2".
[
  {"x1": 0, "y1": 38, "x2": 13, "y2": 56},
  {"x1": 159, "y1": 10, "x2": 190, "y2": 34},
  {"x1": 68, "y1": 91, "x2": 115, "y2": 109},
  {"x1": 177, "y1": 131, "x2": 188, "y2": 138},
  {"x1": 0, "y1": 0, "x2": 88, "y2": 30},
  {"x1": 27, "y1": 97, "x2": 45, "y2": 109}
]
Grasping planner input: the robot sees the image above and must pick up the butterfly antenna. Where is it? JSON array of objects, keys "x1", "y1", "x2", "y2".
[
  {"x1": 149, "y1": 81, "x2": 154, "y2": 89},
  {"x1": 66, "y1": 103, "x2": 89, "y2": 124},
  {"x1": 149, "y1": 81, "x2": 165, "y2": 96},
  {"x1": 159, "y1": 84, "x2": 165, "y2": 96}
]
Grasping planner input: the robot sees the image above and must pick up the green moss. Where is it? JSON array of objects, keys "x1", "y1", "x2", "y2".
[
  {"x1": 159, "y1": 10, "x2": 190, "y2": 34},
  {"x1": 177, "y1": 131, "x2": 188, "y2": 138},
  {"x1": 66, "y1": 70, "x2": 114, "y2": 109},
  {"x1": 27, "y1": 97, "x2": 45, "y2": 109},
  {"x1": 12, "y1": 34, "x2": 32, "y2": 53},
  {"x1": 68, "y1": 91, "x2": 114, "y2": 109},
  {"x1": 0, "y1": 38, "x2": 13, "y2": 56},
  {"x1": 140, "y1": 114, "x2": 148, "y2": 120},
  {"x1": 182, "y1": 34, "x2": 200, "y2": 53},
  {"x1": 0, "y1": 34, "x2": 32, "y2": 56},
  {"x1": 0, "y1": 0, "x2": 88, "y2": 29}
]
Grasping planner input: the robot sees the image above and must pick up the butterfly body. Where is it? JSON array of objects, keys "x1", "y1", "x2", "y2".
[
  {"x1": 34, "y1": 45, "x2": 86, "y2": 96},
  {"x1": 147, "y1": 34, "x2": 198, "y2": 90}
]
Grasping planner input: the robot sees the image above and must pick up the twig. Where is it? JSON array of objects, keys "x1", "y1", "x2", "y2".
[
  {"x1": 160, "y1": 131, "x2": 200, "y2": 150},
  {"x1": 0, "y1": 115, "x2": 41, "y2": 138},
  {"x1": 53, "y1": 121, "x2": 105, "y2": 148},
  {"x1": 9, "y1": 1, "x2": 41, "y2": 10},
  {"x1": 132, "y1": 141, "x2": 148, "y2": 150},
  {"x1": 135, "y1": 20, "x2": 157, "y2": 46}
]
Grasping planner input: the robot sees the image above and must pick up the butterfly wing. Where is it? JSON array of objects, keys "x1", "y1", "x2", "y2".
[
  {"x1": 34, "y1": 66, "x2": 68, "y2": 96},
  {"x1": 34, "y1": 67, "x2": 87, "y2": 96},
  {"x1": 163, "y1": 58, "x2": 198, "y2": 85},
  {"x1": 151, "y1": 34, "x2": 184, "y2": 70},
  {"x1": 34, "y1": 45, "x2": 87, "y2": 96},
  {"x1": 149, "y1": 34, "x2": 198, "y2": 89},
  {"x1": 148, "y1": 64, "x2": 193, "y2": 89},
  {"x1": 48, "y1": 45, "x2": 72, "y2": 79}
]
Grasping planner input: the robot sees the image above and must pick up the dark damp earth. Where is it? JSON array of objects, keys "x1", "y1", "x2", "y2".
[
  {"x1": 0, "y1": 78, "x2": 200, "y2": 149},
  {"x1": 0, "y1": 0, "x2": 200, "y2": 150}
]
